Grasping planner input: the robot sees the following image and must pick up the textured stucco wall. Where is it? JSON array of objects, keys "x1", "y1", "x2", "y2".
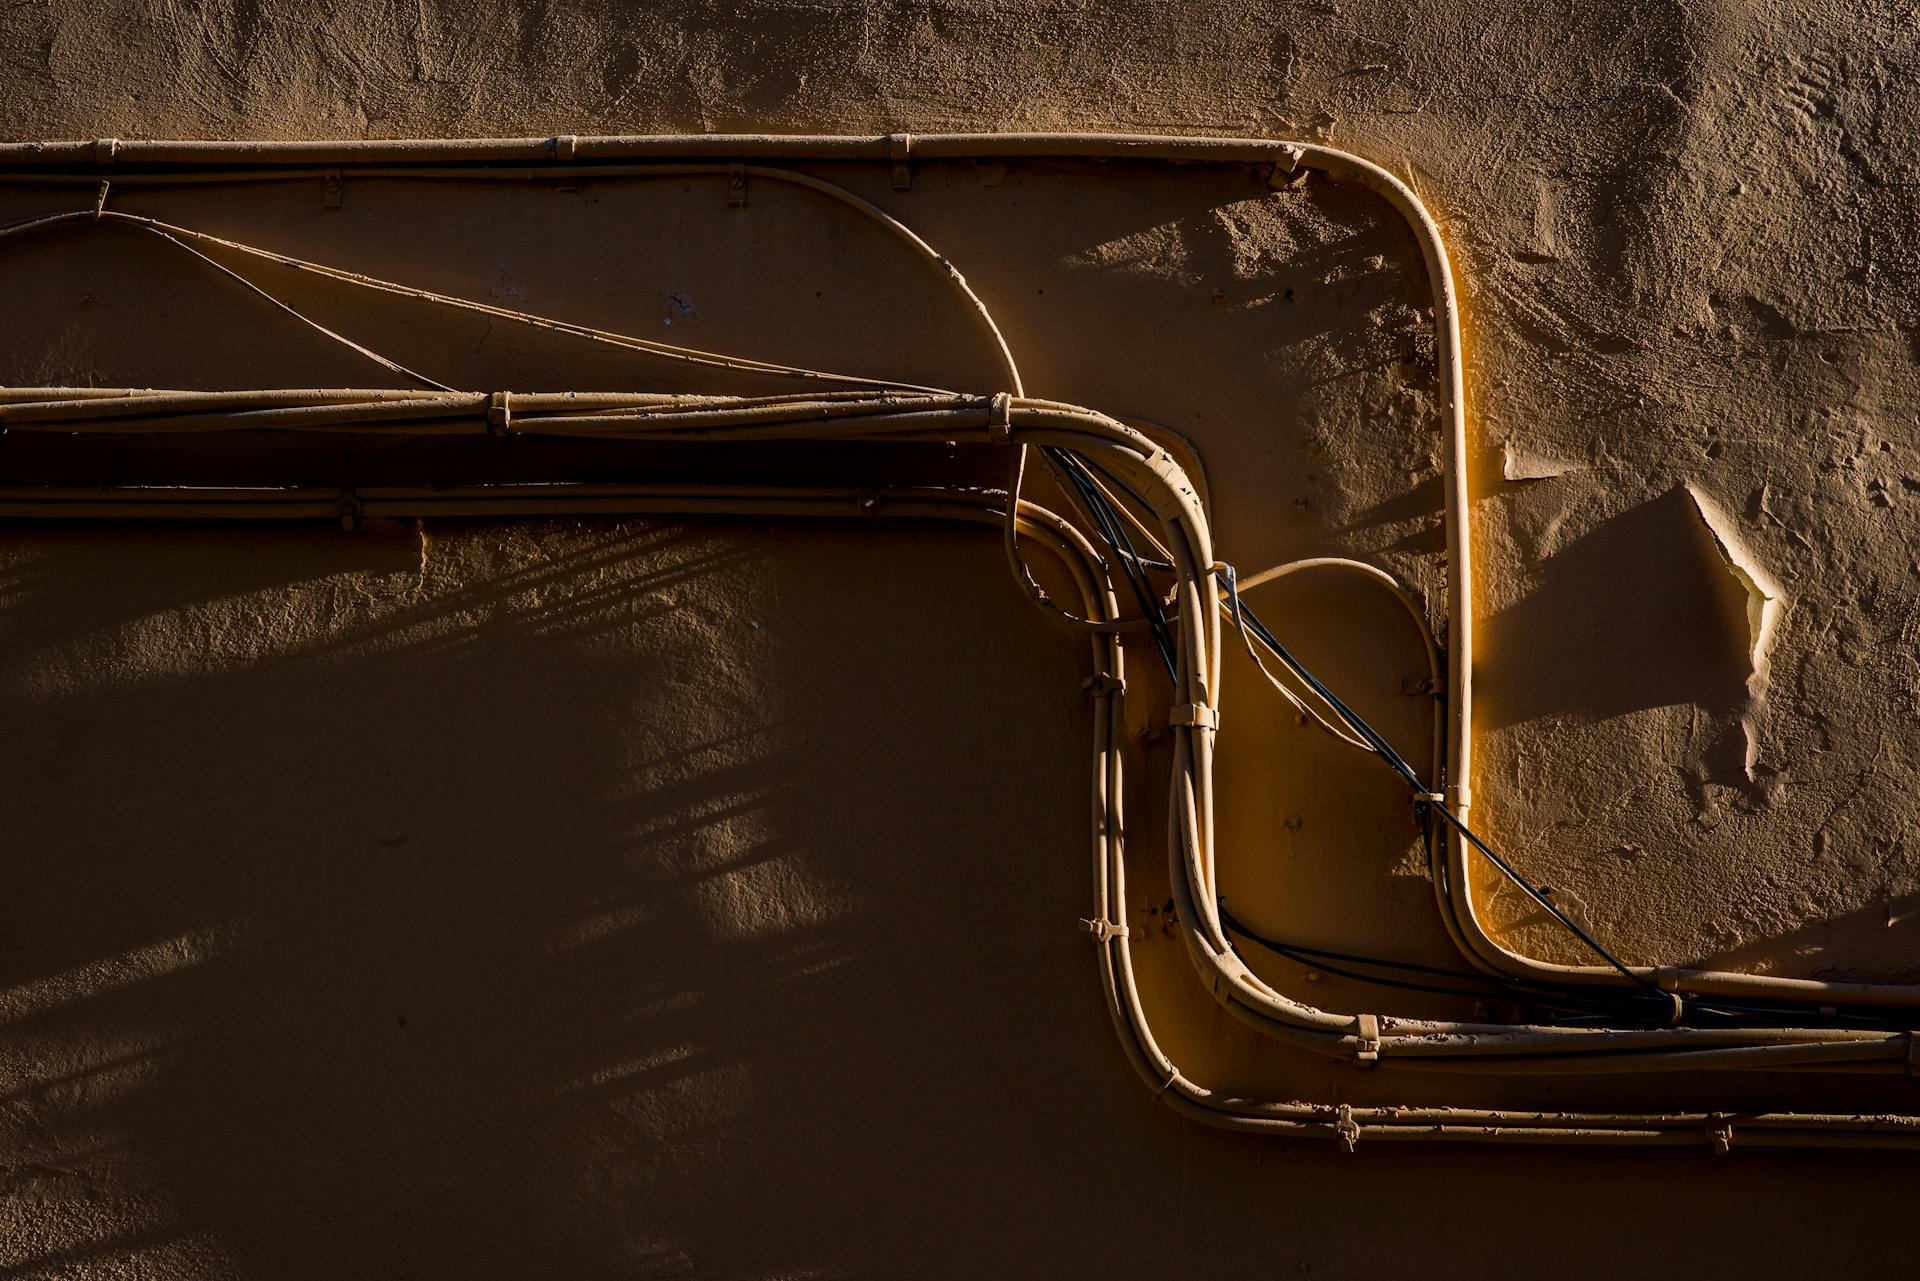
[{"x1": 0, "y1": 2, "x2": 1916, "y2": 1277}]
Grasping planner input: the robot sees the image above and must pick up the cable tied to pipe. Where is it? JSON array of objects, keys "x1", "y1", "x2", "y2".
[{"x1": 1, "y1": 155, "x2": 1905, "y2": 1086}]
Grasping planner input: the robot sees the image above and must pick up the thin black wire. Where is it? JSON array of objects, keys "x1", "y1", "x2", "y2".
[
  {"x1": 1225, "y1": 584, "x2": 1662, "y2": 995},
  {"x1": 1218, "y1": 904, "x2": 1918, "y2": 1028},
  {"x1": 1054, "y1": 447, "x2": 1652, "y2": 991},
  {"x1": 1218, "y1": 904, "x2": 1678, "y2": 1019},
  {"x1": 1221, "y1": 905, "x2": 1560, "y2": 985},
  {"x1": 1046, "y1": 447, "x2": 1178, "y2": 682},
  {"x1": 1067, "y1": 453, "x2": 1904, "y2": 1044}
]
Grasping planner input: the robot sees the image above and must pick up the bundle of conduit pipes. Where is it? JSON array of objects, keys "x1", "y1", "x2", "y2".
[{"x1": 1, "y1": 133, "x2": 1917, "y2": 1152}]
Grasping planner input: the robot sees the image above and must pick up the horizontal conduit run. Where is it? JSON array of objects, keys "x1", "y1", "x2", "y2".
[{"x1": 1, "y1": 135, "x2": 1913, "y2": 1151}]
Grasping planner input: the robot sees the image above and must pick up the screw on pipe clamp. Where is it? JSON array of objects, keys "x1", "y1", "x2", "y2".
[
  {"x1": 887, "y1": 132, "x2": 913, "y2": 190},
  {"x1": 487, "y1": 392, "x2": 514, "y2": 434},
  {"x1": 1078, "y1": 917, "x2": 1134, "y2": 943},
  {"x1": 1169, "y1": 703, "x2": 1219, "y2": 732},
  {"x1": 1649, "y1": 970, "x2": 1687, "y2": 1026},
  {"x1": 986, "y1": 392, "x2": 1014, "y2": 443},
  {"x1": 1707, "y1": 1117, "x2": 1734, "y2": 1156},
  {"x1": 1082, "y1": 674, "x2": 1126, "y2": 696},
  {"x1": 1334, "y1": 1103, "x2": 1361, "y2": 1154},
  {"x1": 1266, "y1": 144, "x2": 1307, "y2": 189},
  {"x1": 1354, "y1": 1013, "x2": 1381, "y2": 1066}
]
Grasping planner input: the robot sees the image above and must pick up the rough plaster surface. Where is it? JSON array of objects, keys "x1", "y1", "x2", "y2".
[{"x1": 0, "y1": 1, "x2": 1917, "y2": 1276}]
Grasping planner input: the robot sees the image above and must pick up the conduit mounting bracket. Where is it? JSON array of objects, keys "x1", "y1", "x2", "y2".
[
  {"x1": 1335, "y1": 1103, "x2": 1361, "y2": 1153},
  {"x1": 1079, "y1": 917, "x2": 1136, "y2": 943},
  {"x1": 1355, "y1": 1013, "x2": 1381, "y2": 1066},
  {"x1": 1170, "y1": 703, "x2": 1219, "y2": 732},
  {"x1": 1265, "y1": 144, "x2": 1306, "y2": 189},
  {"x1": 1708, "y1": 1117, "x2": 1734, "y2": 1156},
  {"x1": 888, "y1": 133, "x2": 913, "y2": 190}
]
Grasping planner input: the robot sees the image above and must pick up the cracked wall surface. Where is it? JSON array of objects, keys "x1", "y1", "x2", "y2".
[{"x1": 0, "y1": 1, "x2": 1916, "y2": 1276}]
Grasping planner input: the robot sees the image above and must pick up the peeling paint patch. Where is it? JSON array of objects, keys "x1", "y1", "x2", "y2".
[
  {"x1": 1741, "y1": 714, "x2": 1764, "y2": 783},
  {"x1": 1502, "y1": 441, "x2": 1574, "y2": 481},
  {"x1": 1685, "y1": 482, "x2": 1784, "y2": 703}
]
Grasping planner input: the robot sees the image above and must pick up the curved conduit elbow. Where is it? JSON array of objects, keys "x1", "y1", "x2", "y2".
[{"x1": 2, "y1": 134, "x2": 1918, "y2": 1147}]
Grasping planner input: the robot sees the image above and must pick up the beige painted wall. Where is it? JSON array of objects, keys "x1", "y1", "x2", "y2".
[{"x1": 0, "y1": 2, "x2": 1915, "y2": 1276}]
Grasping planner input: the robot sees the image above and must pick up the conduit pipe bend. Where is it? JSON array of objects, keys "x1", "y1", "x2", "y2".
[
  {"x1": 5, "y1": 444, "x2": 1918, "y2": 1149},
  {"x1": 1, "y1": 385, "x2": 1909, "y2": 1066},
  {"x1": 0, "y1": 182, "x2": 1899, "y2": 1043},
  {"x1": 2, "y1": 137, "x2": 1918, "y2": 1144}
]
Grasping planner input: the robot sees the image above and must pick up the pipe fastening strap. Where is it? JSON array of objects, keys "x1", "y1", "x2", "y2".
[
  {"x1": 1355, "y1": 1013, "x2": 1381, "y2": 1066},
  {"x1": 550, "y1": 134, "x2": 578, "y2": 160},
  {"x1": 1707, "y1": 1117, "x2": 1734, "y2": 1155},
  {"x1": 1082, "y1": 674, "x2": 1125, "y2": 696},
  {"x1": 1078, "y1": 917, "x2": 1134, "y2": 943},
  {"x1": 1138, "y1": 446, "x2": 1203, "y2": 526},
  {"x1": 93, "y1": 137, "x2": 119, "y2": 166},
  {"x1": 986, "y1": 391, "x2": 1014, "y2": 443},
  {"x1": 888, "y1": 132, "x2": 913, "y2": 189},
  {"x1": 487, "y1": 392, "x2": 516, "y2": 434},
  {"x1": 1209, "y1": 950, "x2": 1253, "y2": 994},
  {"x1": 1334, "y1": 1103, "x2": 1361, "y2": 1153},
  {"x1": 1170, "y1": 703, "x2": 1218, "y2": 731}
]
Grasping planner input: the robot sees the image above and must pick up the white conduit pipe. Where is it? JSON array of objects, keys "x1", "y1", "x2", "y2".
[
  {"x1": 0, "y1": 391, "x2": 1910, "y2": 1055},
  {"x1": 1, "y1": 138, "x2": 1916, "y2": 1145}
]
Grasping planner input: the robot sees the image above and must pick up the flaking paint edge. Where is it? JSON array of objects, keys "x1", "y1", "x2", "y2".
[{"x1": 1685, "y1": 482, "x2": 1784, "y2": 781}]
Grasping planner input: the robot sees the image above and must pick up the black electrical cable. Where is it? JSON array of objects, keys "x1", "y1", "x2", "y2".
[
  {"x1": 1053, "y1": 447, "x2": 1894, "y2": 1032},
  {"x1": 1219, "y1": 904, "x2": 1918, "y2": 1029},
  {"x1": 1220, "y1": 904, "x2": 1576, "y2": 988},
  {"x1": 1046, "y1": 446, "x2": 1179, "y2": 682},
  {"x1": 1045, "y1": 457, "x2": 1657, "y2": 995},
  {"x1": 1218, "y1": 903, "x2": 1682, "y2": 1020},
  {"x1": 1221, "y1": 578, "x2": 1664, "y2": 996}
]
